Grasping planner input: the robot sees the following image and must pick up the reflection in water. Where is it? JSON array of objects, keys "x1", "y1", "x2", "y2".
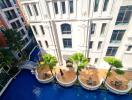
[
  {"x1": 53, "y1": 84, "x2": 60, "y2": 90},
  {"x1": 33, "y1": 86, "x2": 41, "y2": 97}
]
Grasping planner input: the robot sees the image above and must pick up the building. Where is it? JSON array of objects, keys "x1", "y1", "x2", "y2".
[
  {"x1": 19, "y1": 0, "x2": 132, "y2": 69},
  {"x1": 106, "y1": 0, "x2": 132, "y2": 69},
  {"x1": 0, "y1": 0, "x2": 36, "y2": 59}
]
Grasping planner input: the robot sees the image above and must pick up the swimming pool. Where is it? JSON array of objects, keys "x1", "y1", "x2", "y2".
[
  {"x1": 29, "y1": 46, "x2": 40, "y2": 62},
  {"x1": 1, "y1": 70, "x2": 132, "y2": 100}
]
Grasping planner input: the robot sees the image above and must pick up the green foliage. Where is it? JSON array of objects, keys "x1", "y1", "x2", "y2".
[
  {"x1": 104, "y1": 57, "x2": 123, "y2": 68},
  {"x1": 42, "y1": 54, "x2": 57, "y2": 69},
  {"x1": 115, "y1": 69, "x2": 124, "y2": 75},
  {"x1": 3, "y1": 29, "x2": 23, "y2": 51},
  {"x1": 0, "y1": 48, "x2": 13, "y2": 68},
  {"x1": 8, "y1": 67, "x2": 19, "y2": 77},
  {"x1": 68, "y1": 53, "x2": 88, "y2": 70}
]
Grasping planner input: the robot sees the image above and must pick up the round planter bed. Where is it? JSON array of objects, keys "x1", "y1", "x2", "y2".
[
  {"x1": 105, "y1": 81, "x2": 132, "y2": 95},
  {"x1": 78, "y1": 76, "x2": 103, "y2": 90},
  {"x1": 56, "y1": 70, "x2": 77, "y2": 87},
  {"x1": 35, "y1": 67, "x2": 54, "y2": 83}
]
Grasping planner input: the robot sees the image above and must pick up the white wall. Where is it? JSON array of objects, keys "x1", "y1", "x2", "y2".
[{"x1": 20, "y1": 0, "x2": 126, "y2": 67}]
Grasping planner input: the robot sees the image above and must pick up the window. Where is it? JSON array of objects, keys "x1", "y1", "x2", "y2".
[
  {"x1": 11, "y1": 22, "x2": 17, "y2": 29},
  {"x1": 26, "y1": 5, "x2": 32, "y2": 16},
  {"x1": 33, "y1": 4, "x2": 39, "y2": 16},
  {"x1": 20, "y1": 29, "x2": 26, "y2": 36},
  {"x1": 45, "y1": 40, "x2": 49, "y2": 48},
  {"x1": 89, "y1": 41, "x2": 93, "y2": 49},
  {"x1": 95, "y1": 58, "x2": 98, "y2": 63},
  {"x1": 103, "y1": 0, "x2": 109, "y2": 11},
  {"x1": 18, "y1": 52, "x2": 21, "y2": 57},
  {"x1": 61, "y1": 24, "x2": 71, "y2": 34},
  {"x1": 106, "y1": 47, "x2": 118, "y2": 56},
  {"x1": 13, "y1": 0, "x2": 16, "y2": 4},
  {"x1": 61, "y1": 2, "x2": 66, "y2": 14},
  {"x1": 91, "y1": 23, "x2": 96, "y2": 34},
  {"x1": 32, "y1": 25, "x2": 38, "y2": 35},
  {"x1": 0, "y1": 0, "x2": 12, "y2": 8},
  {"x1": 38, "y1": 40, "x2": 42, "y2": 47},
  {"x1": 110, "y1": 30, "x2": 125, "y2": 43},
  {"x1": 6, "y1": 0, "x2": 12, "y2": 7},
  {"x1": 17, "y1": 8, "x2": 20, "y2": 14},
  {"x1": 0, "y1": 0, "x2": 7, "y2": 8},
  {"x1": 11, "y1": 20, "x2": 21, "y2": 29},
  {"x1": 40, "y1": 25, "x2": 45, "y2": 35},
  {"x1": 100, "y1": 23, "x2": 106, "y2": 35},
  {"x1": 25, "y1": 38, "x2": 29, "y2": 43},
  {"x1": 63, "y1": 38, "x2": 72, "y2": 48},
  {"x1": 116, "y1": 6, "x2": 132, "y2": 24},
  {"x1": 69, "y1": 0, "x2": 73, "y2": 13},
  {"x1": 97, "y1": 41, "x2": 102, "y2": 49},
  {"x1": 21, "y1": 17, "x2": 24, "y2": 22},
  {"x1": 54, "y1": 2, "x2": 58, "y2": 14},
  {"x1": 94, "y1": 0, "x2": 99, "y2": 12},
  {"x1": 16, "y1": 20, "x2": 21, "y2": 28},
  {"x1": 126, "y1": 46, "x2": 132, "y2": 51},
  {"x1": 5, "y1": 11, "x2": 12, "y2": 20},
  {"x1": 5, "y1": 10, "x2": 17, "y2": 20}
]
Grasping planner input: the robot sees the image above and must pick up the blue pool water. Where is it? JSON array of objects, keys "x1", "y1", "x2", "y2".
[
  {"x1": 29, "y1": 47, "x2": 40, "y2": 62},
  {"x1": 1, "y1": 70, "x2": 132, "y2": 100}
]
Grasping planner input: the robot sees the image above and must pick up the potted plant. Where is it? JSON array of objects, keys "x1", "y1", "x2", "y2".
[
  {"x1": 104, "y1": 57, "x2": 124, "y2": 83},
  {"x1": 68, "y1": 53, "x2": 88, "y2": 75},
  {"x1": 42, "y1": 54, "x2": 57, "y2": 77}
]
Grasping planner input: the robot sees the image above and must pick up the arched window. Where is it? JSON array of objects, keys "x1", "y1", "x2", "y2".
[{"x1": 61, "y1": 24, "x2": 71, "y2": 34}]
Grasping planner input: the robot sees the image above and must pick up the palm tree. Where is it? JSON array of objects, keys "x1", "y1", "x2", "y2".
[
  {"x1": 104, "y1": 57, "x2": 124, "y2": 83},
  {"x1": 42, "y1": 54, "x2": 57, "y2": 77},
  {"x1": 68, "y1": 53, "x2": 88, "y2": 75},
  {"x1": 2, "y1": 29, "x2": 24, "y2": 59}
]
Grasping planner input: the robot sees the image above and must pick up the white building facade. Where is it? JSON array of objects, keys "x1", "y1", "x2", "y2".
[
  {"x1": 20, "y1": 0, "x2": 132, "y2": 69},
  {"x1": 0, "y1": 0, "x2": 35, "y2": 58}
]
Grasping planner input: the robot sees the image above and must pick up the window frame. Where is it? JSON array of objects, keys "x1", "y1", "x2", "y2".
[
  {"x1": 26, "y1": 5, "x2": 32, "y2": 16},
  {"x1": 54, "y1": 2, "x2": 59, "y2": 14},
  {"x1": 94, "y1": 0, "x2": 99, "y2": 12},
  {"x1": 106, "y1": 47, "x2": 118, "y2": 56},
  {"x1": 40, "y1": 25, "x2": 45, "y2": 35},
  {"x1": 97, "y1": 41, "x2": 102, "y2": 49},
  {"x1": 69, "y1": 0, "x2": 73, "y2": 13},
  {"x1": 100, "y1": 23, "x2": 106, "y2": 35},
  {"x1": 89, "y1": 41, "x2": 93, "y2": 49},
  {"x1": 91, "y1": 23, "x2": 96, "y2": 35},
  {"x1": 103, "y1": 0, "x2": 109, "y2": 11},
  {"x1": 61, "y1": 1, "x2": 66, "y2": 14},
  {"x1": 110, "y1": 30, "x2": 125, "y2": 43},
  {"x1": 32, "y1": 25, "x2": 38, "y2": 35},
  {"x1": 33, "y1": 4, "x2": 39, "y2": 16},
  {"x1": 61, "y1": 24, "x2": 71, "y2": 34},
  {"x1": 116, "y1": 6, "x2": 132, "y2": 24},
  {"x1": 63, "y1": 38, "x2": 72, "y2": 48}
]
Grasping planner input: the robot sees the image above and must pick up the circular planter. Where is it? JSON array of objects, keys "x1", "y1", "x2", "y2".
[
  {"x1": 35, "y1": 70, "x2": 54, "y2": 83},
  {"x1": 105, "y1": 81, "x2": 132, "y2": 95},
  {"x1": 56, "y1": 74, "x2": 77, "y2": 87},
  {"x1": 78, "y1": 76, "x2": 103, "y2": 90}
]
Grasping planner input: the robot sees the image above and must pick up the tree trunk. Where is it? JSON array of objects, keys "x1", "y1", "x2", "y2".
[
  {"x1": 50, "y1": 68, "x2": 54, "y2": 78},
  {"x1": 104, "y1": 65, "x2": 112, "y2": 84}
]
